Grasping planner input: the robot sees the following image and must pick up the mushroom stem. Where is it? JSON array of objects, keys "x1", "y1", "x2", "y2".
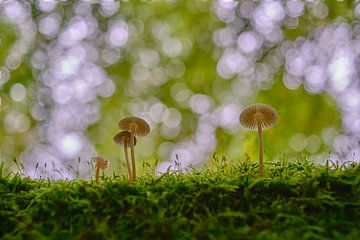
[
  {"x1": 130, "y1": 125, "x2": 136, "y2": 182},
  {"x1": 257, "y1": 124, "x2": 264, "y2": 177},
  {"x1": 95, "y1": 167, "x2": 100, "y2": 183},
  {"x1": 123, "y1": 140, "x2": 132, "y2": 181}
]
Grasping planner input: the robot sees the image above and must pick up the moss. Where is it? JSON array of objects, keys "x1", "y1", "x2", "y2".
[{"x1": 0, "y1": 159, "x2": 359, "y2": 239}]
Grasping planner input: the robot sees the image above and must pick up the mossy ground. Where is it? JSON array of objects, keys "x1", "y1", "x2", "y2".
[{"x1": 1, "y1": 158, "x2": 360, "y2": 240}]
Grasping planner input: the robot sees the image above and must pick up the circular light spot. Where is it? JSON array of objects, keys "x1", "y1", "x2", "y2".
[
  {"x1": 100, "y1": 1, "x2": 119, "y2": 17},
  {"x1": 190, "y1": 94, "x2": 212, "y2": 114},
  {"x1": 237, "y1": 31, "x2": 261, "y2": 54},
  {"x1": 36, "y1": 0, "x2": 57, "y2": 12},
  {"x1": 57, "y1": 133, "x2": 83, "y2": 158},
  {"x1": 306, "y1": 135, "x2": 321, "y2": 153},
  {"x1": 140, "y1": 49, "x2": 160, "y2": 68},
  {"x1": 162, "y1": 38, "x2": 182, "y2": 57},
  {"x1": 15, "y1": 114, "x2": 31, "y2": 133},
  {"x1": 10, "y1": 83, "x2": 27, "y2": 102},
  {"x1": 163, "y1": 108, "x2": 182, "y2": 128},
  {"x1": 38, "y1": 14, "x2": 60, "y2": 37},
  {"x1": 312, "y1": 2, "x2": 329, "y2": 19},
  {"x1": 107, "y1": 20, "x2": 128, "y2": 47},
  {"x1": 6, "y1": 52, "x2": 22, "y2": 70},
  {"x1": 289, "y1": 133, "x2": 307, "y2": 152}
]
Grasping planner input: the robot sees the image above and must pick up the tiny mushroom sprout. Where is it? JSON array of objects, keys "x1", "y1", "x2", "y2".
[
  {"x1": 93, "y1": 156, "x2": 109, "y2": 183},
  {"x1": 113, "y1": 131, "x2": 137, "y2": 181},
  {"x1": 118, "y1": 116, "x2": 150, "y2": 182},
  {"x1": 239, "y1": 103, "x2": 278, "y2": 177}
]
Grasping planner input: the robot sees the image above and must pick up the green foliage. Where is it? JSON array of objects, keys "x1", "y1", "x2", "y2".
[{"x1": 1, "y1": 159, "x2": 359, "y2": 239}]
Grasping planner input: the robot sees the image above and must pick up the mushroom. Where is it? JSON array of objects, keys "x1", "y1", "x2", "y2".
[
  {"x1": 118, "y1": 117, "x2": 150, "y2": 181},
  {"x1": 93, "y1": 156, "x2": 109, "y2": 183},
  {"x1": 113, "y1": 131, "x2": 137, "y2": 180},
  {"x1": 239, "y1": 103, "x2": 278, "y2": 177}
]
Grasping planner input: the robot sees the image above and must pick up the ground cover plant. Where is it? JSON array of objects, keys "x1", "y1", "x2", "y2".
[
  {"x1": 1, "y1": 1, "x2": 360, "y2": 239},
  {"x1": 1, "y1": 158, "x2": 359, "y2": 240}
]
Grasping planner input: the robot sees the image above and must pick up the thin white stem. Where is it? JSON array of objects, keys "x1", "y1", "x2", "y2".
[
  {"x1": 95, "y1": 167, "x2": 100, "y2": 183},
  {"x1": 258, "y1": 124, "x2": 264, "y2": 177},
  {"x1": 130, "y1": 125, "x2": 136, "y2": 182},
  {"x1": 124, "y1": 140, "x2": 132, "y2": 180}
]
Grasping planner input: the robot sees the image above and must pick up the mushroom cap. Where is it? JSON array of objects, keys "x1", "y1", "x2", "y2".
[
  {"x1": 93, "y1": 156, "x2": 109, "y2": 170},
  {"x1": 239, "y1": 103, "x2": 278, "y2": 131},
  {"x1": 113, "y1": 131, "x2": 137, "y2": 146},
  {"x1": 118, "y1": 116, "x2": 150, "y2": 137}
]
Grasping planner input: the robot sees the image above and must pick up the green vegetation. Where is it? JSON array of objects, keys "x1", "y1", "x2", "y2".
[
  {"x1": 0, "y1": 2, "x2": 359, "y2": 239},
  {"x1": 1, "y1": 159, "x2": 359, "y2": 239}
]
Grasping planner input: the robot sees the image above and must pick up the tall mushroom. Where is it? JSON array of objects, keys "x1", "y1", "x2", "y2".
[
  {"x1": 118, "y1": 117, "x2": 150, "y2": 181},
  {"x1": 239, "y1": 103, "x2": 278, "y2": 177},
  {"x1": 113, "y1": 131, "x2": 137, "y2": 180}
]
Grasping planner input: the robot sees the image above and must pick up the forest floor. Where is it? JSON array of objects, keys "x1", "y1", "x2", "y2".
[{"x1": 1, "y1": 158, "x2": 360, "y2": 239}]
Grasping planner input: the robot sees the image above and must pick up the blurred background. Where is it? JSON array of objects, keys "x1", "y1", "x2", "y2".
[{"x1": 0, "y1": 0, "x2": 358, "y2": 179}]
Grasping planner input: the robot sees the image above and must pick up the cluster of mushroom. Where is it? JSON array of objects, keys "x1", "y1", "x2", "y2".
[
  {"x1": 96, "y1": 104, "x2": 276, "y2": 182},
  {"x1": 113, "y1": 116, "x2": 150, "y2": 182}
]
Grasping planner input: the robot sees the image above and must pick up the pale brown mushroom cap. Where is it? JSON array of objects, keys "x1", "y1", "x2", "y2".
[
  {"x1": 93, "y1": 156, "x2": 109, "y2": 170},
  {"x1": 118, "y1": 117, "x2": 150, "y2": 137},
  {"x1": 113, "y1": 131, "x2": 137, "y2": 146},
  {"x1": 239, "y1": 103, "x2": 278, "y2": 131}
]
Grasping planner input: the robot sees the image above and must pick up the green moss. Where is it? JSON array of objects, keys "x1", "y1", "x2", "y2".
[{"x1": 0, "y1": 159, "x2": 359, "y2": 239}]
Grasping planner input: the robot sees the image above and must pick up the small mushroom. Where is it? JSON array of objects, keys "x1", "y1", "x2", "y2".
[
  {"x1": 239, "y1": 103, "x2": 278, "y2": 177},
  {"x1": 93, "y1": 156, "x2": 109, "y2": 183},
  {"x1": 118, "y1": 117, "x2": 150, "y2": 181},
  {"x1": 113, "y1": 131, "x2": 137, "y2": 180}
]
